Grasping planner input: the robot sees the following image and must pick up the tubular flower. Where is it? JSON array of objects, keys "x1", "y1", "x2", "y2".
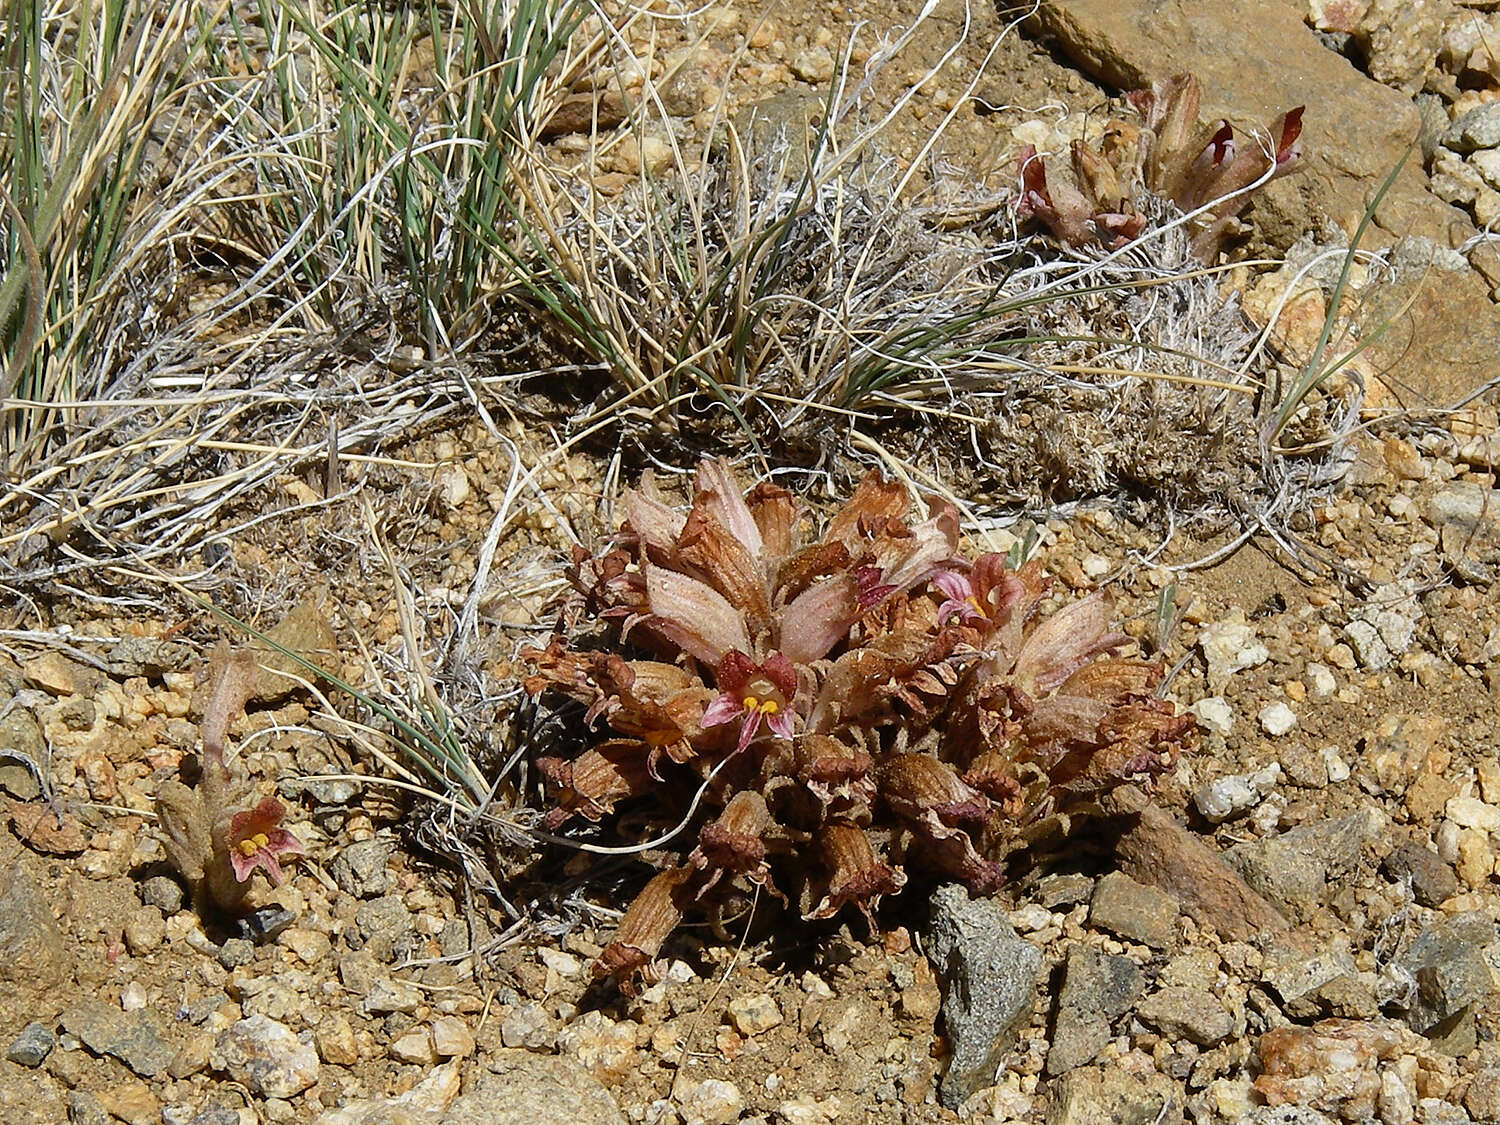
[
  {"x1": 701, "y1": 651, "x2": 798, "y2": 752},
  {"x1": 227, "y1": 797, "x2": 304, "y2": 886}
]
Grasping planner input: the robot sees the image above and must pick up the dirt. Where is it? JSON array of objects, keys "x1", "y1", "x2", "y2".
[{"x1": 5, "y1": 2, "x2": 1500, "y2": 1124}]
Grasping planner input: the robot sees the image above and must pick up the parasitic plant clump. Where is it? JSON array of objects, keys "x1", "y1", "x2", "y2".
[
  {"x1": 156, "y1": 647, "x2": 305, "y2": 914},
  {"x1": 524, "y1": 460, "x2": 1193, "y2": 990},
  {"x1": 1018, "y1": 73, "x2": 1304, "y2": 261}
]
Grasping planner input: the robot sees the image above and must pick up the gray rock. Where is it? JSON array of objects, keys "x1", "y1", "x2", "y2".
[
  {"x1": 360, "y1": 977, "x2": 423, "y2": 1016},
  {"x1": 500, "y1": 1002, "x2": 558, "y2": 1051},
  {"x1": 59, "y1": 998, "x2": 175, "y2": 1078},
  {"x1": 1355, "y1": 0, "x2": 1448, "y2": 93},
  {"x1": 1088, "y1": 870, "x2": 1178, "y2": 949},
  {"x1": 355, "y1": 895, "x2": 413, "y2": 941},
  {"x1": 1261, "y1": 935, "x2": 1359, "y2": 1019},
  {"x1": 0, "y1": 706, "x2": 45, "y2": 800},
  {"x1": 1137, "y1": 985, "x2": 1234, "y2": 1046},
  {"x1": 1342, "y1": 619, "x2": 1391, "y2": 670},
  {"x1": 1044, "y1": 1065, "x2": 1179, "y2": 1125},
  {"x1": 214, "y1": 1014, "x2": 319, "y2": 1099},
  {"x1": 925, "y1": 884, "x2": 1042, "y2": 1109},
  {"x1": 1428, "y1": 482, "x2": 1500, "y2": 583},
  {"x1": 1046, "y1": 947, "x2": 1143, "y2": 1075},
  {"x1": 1225, "y1": 810, "x2": 1380, "y2": 919},
  {"x1": 1241, "y1": 1109, "x2": 1341, "y2": 1125},
  {"x1": 1399, "y1": 913, "x2": 1498, "y2": 1045},
  {"x1": 237, "y1": 906, "x2": 296, "y2": 945},
  {"x1": 281, "y1": 774, "x2": 361, "y2": 807},
  {"x1": 218, "y1": 937, "x2": 255, "y2": 969},
  {"x1": 66, "y1": 1091, "x2": 110, "y2": 1125},
  {"x1": 6, "y1": 1021, "x2": 55, "y2": 1066},
  {"x1": 331, "y1": 839, "x2": 393, "y2": 898},
  {"x1": 1035, "y1": 873, "x2": 1094, "y2": 910},
  {"x1": 441, "y1": 1050, "x2": 627, "y2": 1125},
  {"x1": 1466, "y1": 1066, "x2": 1500, "y2": 1122},
  {"x1": 0, "y1": 860, "x2": 67, "y2": 994},
  {"x1": 1383, "y1": 842, "x2": 1459, "y2": 907},
  {"x1": 438, "y1": 919, "x2": 472, "y2": 959},
  {"x1": 1226, "y1": 835, "x2": 1326, "y2": 918},
  {"x1": 107, "y1": 636, "x2": 190, "y2": 677},
  {"x1": 1444, "y1": 103, "x2": 1500, "y2": 153},
  {"x1": 138, "y1": 875, "x2": 185, "y2": 915}
]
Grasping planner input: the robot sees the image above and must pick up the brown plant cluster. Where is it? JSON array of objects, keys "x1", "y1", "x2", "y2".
[
  {"x1": 1017, "y1": 73, "x2": 1305, "y2": 261},
  {"x1": 523, "y1": 460, "x2": 1193, "y2": 990}
]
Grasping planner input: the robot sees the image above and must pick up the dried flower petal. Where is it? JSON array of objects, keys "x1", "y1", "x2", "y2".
[
  {"x1": 642, "y1": 563, "x2": 751, "y2": 664},
  {"x1": 779, "y1": 575, "x2": 860, "y2": 664},
  {"x1": 1013, "y1": 593, "x2": 1129, "y2": 695}
]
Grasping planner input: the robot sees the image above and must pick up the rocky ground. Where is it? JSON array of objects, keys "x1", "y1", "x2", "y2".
[{"x1": 7, "y1": 1, "x2": 1500, "y2": 1124}]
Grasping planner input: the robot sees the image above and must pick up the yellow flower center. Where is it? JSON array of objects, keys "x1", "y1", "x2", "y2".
[
  {"x1": 740, "y1": 675, "x2": 786, "y2": 717},
  {"x1": 966, "y1": 594, "x2": 987, "y2": 618},
  {"x1": 237, "y1": 832, "x2": 270, "y2": 857}
]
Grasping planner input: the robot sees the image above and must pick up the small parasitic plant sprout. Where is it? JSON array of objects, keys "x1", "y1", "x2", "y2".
[
  {"x1": 524, "y1": 460, "x2": 1193, "y2": 990},
  {"x1": 156, "y1": 647, "x2": 305, "y2": 914},
  {"x1": 1018, "y1": 72, "x2": 1304, "y2": 260}
]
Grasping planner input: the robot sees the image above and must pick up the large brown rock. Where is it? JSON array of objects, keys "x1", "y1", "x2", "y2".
[{"x1": 1022, "y1": 0, "x2": 1470, "y2": 248}]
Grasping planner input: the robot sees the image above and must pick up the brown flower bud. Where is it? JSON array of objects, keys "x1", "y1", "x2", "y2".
[
  {"x1": 538, "y1": 741, "x2": 651, "y2": 827},
  {"x1": 593, "y1": 867, "x2": 695, "y2": 990},
  {"x1": 696, "y1": 791, "x2": 772, "y2": 872},
  {"x1": 879, "y1": 753, "x2": 988, "y2": 828},
  {"x1": 806, "y1": 824, "x2": 906, "y2": 921},
  {"x1": 794, "y1": 735, "x2": 874, "y2": 801}
]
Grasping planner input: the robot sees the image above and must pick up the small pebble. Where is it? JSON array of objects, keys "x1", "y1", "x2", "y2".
[
  {"x1": 1446, "y1": 795, "x2": 1500, "y2": 832},
  {"x1": 500, "y1": 1003, "x2": 557, "y2": 1050},
  {"x1": 1321, "y1": 747, "x2": 1351, "y2": 783},
  {"x1": 6, "y1": 1022, "x2": 55, "y2": 1067},
  {"x1": 124, "y1": 907, "x2": 166, "y2": 955},
  {"x1": 315, "y1": 1015, "x2": 359, "y2": 1066},
  {"x1": 678, "y1": 1078, "x2": 743, "y2": 1125},
  {"x1": 538, "y1": 948, "x2": 582, "y2": 977},
  {"x1": 1305, "y1": 663, "x2": 1337, "y2": 696},
  {"x1": 390, "y1": 1028, "x2": 437, "y2": 1065},
  {"x1": 218, "y1": 938, "x2": 255, "y2": 969},
  {"x1": 215, "y1": 1015, "x2": 319, "y2": 1099},
  {"x1": 726, "y1": 994, "x2": 783, "y2": 1036},
  {"x1": 280, "y1": 928, "x2": 331, "y2": 966},
  {"x1": 1189, "y1": 696, "x2": 1235, "y2": 735},
  {"x1": 138, "y1": 876, "x2": 185, "y2": 915},
  {"x1": 1258, "y1": 702, "x2": 1298, "y2": 736},
  {"x1": 1081, "y1": 553, "x2": 1111, "y2": 578},
  {"x1": 1009, "y1": 903, "x2": 1055, "y2": 933},
  {"x1": 430, "y1": 1015, "x2": 475, "y2": 1057},
  {"x1": 167, "y1": 1033, "x2": 214, "y2": 1079},
  {"x1": 789, "y1": 46, "x2": 835, "y2": 84},
  {"x1": 120, "y1": 982, "x2": 149, "y2": 1012},
  {"x1": 237, "y1": 907, "x2": 297, "y2": 945},
  {"x1": 1195, "y1": 775, "x2": 1260, "y2": 823}
]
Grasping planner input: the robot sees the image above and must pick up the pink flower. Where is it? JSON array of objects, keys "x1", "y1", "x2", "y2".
[
  {"x1": 933, "y1": 570, "x2": 984, "y2": 625},
  {"x1": 227, "y1": 797, "x2": 304, "y2": 885},
  {"x1": 932, "y1": 554, "x2": 1032, "y2": 628},
  {"x1": 701, "y1": 651, "x2": 797, "y2": 753}
]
